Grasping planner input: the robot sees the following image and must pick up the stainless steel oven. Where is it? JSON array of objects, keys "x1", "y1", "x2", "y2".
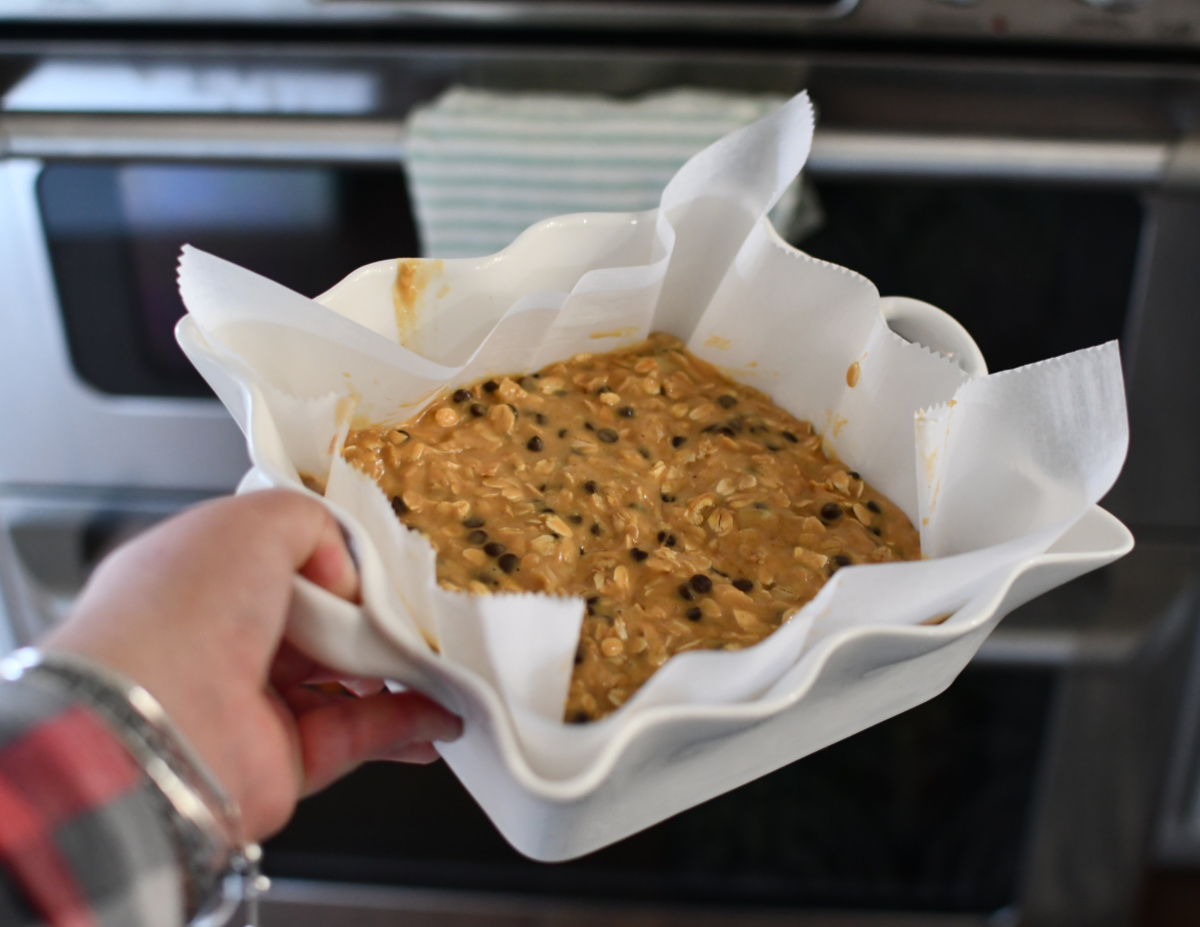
[{"x1": 3, "y1": 4, "x2": 1200, "y2": 926}]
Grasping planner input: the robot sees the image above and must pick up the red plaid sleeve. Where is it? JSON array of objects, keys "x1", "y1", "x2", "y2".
[{"x1": 0, "y1": 678, "x2": 184, "y2": 927}]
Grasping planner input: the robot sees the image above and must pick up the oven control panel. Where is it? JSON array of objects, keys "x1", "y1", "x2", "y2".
[{"x1": 0, "y1": 0, "x2": 1198, "y2": 48}]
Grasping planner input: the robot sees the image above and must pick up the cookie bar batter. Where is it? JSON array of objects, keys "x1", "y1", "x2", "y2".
[{"x1": 342, "y1": 334, "x2": 921, "y2": 721}]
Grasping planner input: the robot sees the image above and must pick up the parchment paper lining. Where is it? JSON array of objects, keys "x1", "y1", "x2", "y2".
[{"x1": 176, "y1": 92, "x2": 1128, "y2": 780}]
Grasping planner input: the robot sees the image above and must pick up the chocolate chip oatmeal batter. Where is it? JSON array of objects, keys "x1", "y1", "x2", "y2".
[{"x1": 341, "y1": 333, "x2": 921, "y2": 722}]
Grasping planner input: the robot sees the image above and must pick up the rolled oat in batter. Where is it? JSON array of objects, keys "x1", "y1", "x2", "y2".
[{"x1": 341, "y1": 333, "x2": 921, "y2": 722}]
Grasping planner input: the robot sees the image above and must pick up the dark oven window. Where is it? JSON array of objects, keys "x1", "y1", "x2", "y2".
[
  {"x1": 267, "y1": 667, "x2": 1056, "y2": 912},
  {"x1": 38, "y1": 168, "x2": 1142, "y2": 396},
  {"x1": 799, "y1": 182, "x2": 1143, "y2": 373},
  {"x1": 38, "y1": 161, "x2": 420, "y2": 398},
  {"x1": 268, "y1": 666, "x2": 1054, "y2": 915}
]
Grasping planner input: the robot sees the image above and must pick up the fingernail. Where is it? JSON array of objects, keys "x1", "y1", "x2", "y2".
[{"x1": 440, "y1": 716, "x2": 465, "y2": 742}]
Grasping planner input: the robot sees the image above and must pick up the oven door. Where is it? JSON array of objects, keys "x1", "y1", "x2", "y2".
[{"x1": 246, "y1": 145, "x2": 1194, "y2": 927}]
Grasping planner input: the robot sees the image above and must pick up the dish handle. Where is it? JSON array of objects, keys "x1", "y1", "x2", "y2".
[{"x1": 880, "y1": 295, "x2": 988, "y2": 377}]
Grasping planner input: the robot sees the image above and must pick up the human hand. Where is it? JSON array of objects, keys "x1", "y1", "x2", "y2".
[{"x1": 43, "y1": 490, "x2": 462, "y2": 840}]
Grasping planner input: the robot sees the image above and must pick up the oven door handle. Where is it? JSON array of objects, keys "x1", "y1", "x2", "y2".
[
  {"x1": 807, "y1": 129, "x2": 1172, "y2": 186},
  {"x1": 0, "y1": 113, "x2": 1180, "y2": 187}
]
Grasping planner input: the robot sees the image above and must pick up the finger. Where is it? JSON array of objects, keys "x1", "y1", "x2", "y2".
[
  {"x1": 270, "y1": 641, "x2": 386, "y2": 697},
  {"x1": 206, "y1": 490, "x2": 361, "y2": 608},
  {"x1": 276, "y1": 682, "x2": 351, "y2": 716},
  {"x1": 294, "y1": 691, "x2": 462, "y2": 796},
  {"x1": 299, "y1": 531, "x2": 360, "y2": 604},
  {"x1": 244, "y1": 489, "x2": 353, "y2": 574},
  {"x1": 269, "y1": 640, "x2": 324, "y2": 690},
  {"x1": 375, "y1": 743, "x2": 442, "y2": 764}
]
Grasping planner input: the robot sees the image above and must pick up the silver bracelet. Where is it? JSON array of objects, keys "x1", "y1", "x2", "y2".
[{"x1": 0, "y1": 647, "x2": 270, "y2": 927}]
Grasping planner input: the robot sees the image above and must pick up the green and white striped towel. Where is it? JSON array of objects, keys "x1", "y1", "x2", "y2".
[{"x1": 404, "y1": 87, "x2": 799, "y2": 259}]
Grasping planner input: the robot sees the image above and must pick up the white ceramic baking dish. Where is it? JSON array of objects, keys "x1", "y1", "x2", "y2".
[{"x1": 178, "y1": 289, "x2": 1130, "y2": 860}]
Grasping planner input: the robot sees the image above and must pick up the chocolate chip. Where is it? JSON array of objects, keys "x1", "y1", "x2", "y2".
[
  {"x1": 526, "y1": 436, "x2": 544, "y2": 452},
  {"x1": 678, "y1": 583, "x2": 694, "y2": 601},
  {"x1": 671, "y1": 436, "x2": 687, "y2": 448},
  {"x1": 689, "y1": 574, "x2": 713, "y2": 594},
  {"x1": 725, "y1": 417, "x2": 744, "y2": 434},
  {"x1": 390, "y1": 496, "x2": 408, "y2": 516},
  {"x1": 766, "y1": 444, "x2": 782, "y2": 452},
  {"x1": 596, "y1": 428, "x2": 619, "y2": 444},
  {"x1": 584, "y1": 480, "x2": 598, "y2": 494},
  {"x1": 533, "y1": 412, "x2": 548, "y2": 425},
  {"x1": 638, "y1": 446, "x2": 652, "y2": 460},
  {"x1": 828, "y1": 553, "x2": 852, "y2": 575},
  {"x1": 782, "y1": 431, "x2": 799, "y2": 443},
  {"x1": 590, "y1": 523, "x2": 602, "y2": 536},
  {"x1": 661, "y1": 493, "x2": 676, "y2": 503},
  {"x1": 717, "y1": 394, "x2": 738, "y2": 409},
  {"x1": 466, "y1": 529, "x2": 488, "y2": 545},
  {"x1": 618, "y1": 406, "x2": 635, "y2": 418},
  {"x1": 568, "y1": 711, "x2": 591, "y2": 724},
  {"x1": 717, "y1": 426, "x2": 736, "y2": 437},
  {"x1": 586, "y1": 595, "x2": 600, "y2": 605},
  {"x1": 568, "y1": 513, "x2": 583, "y2": 525},
  {"x1": 483, "y1": 542, "x2": 507, "y2": 557},
  {"x1": 867, "y1": 499, "x2": 882, "y2": 513},
  {"x1": 630, "y1": 548, "x2": 648, "y2": 562},
  {"x1": 732, "y1": 578, "x2": 754, "y2": 593},
  {"x1": 538, "y1": 483, "x2": 547, "y2": 492},
  {"x1": 657, "y1": 531, "x2": 667, "y2": 542},
  {"x1": 871, "y1": 527, "x2": 882, "y2": 536},
  {"x1": 498, "y1": 552, "x2": 519, "y2": 573},
  {"x1": 452, "y1": 388, "x2": 472, "y2": 403},
  {"x1": 820, "y1": 502, "x2": 843, "y2": 522},
  {"x1": 470, "y1": 403, "x2": 486, "y2": 417},
  {"x1": 685, "y1": 607, "x2": 703, "y2": 621},
  {"x1": 665, "y1": 535, "x2": 676, "y2": 547},
  {"x1": 558, "y1": 428, "x2": 569, "y2": 438},
  {"x1": 584, "y1": 422, "x2": 595, "y2": 431},
  {"x1": 462, "y1": 515, "x2": 485, "y2": 528},
  {"x1": 574, "y1": 649, "x2": 584, "y2": 665},
  {"x1": 483, "y1": 380, "x2": 499, "y2": 393},
  {"x1": 849, "y1": 471, "x2": 861, "y2": 480}
]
